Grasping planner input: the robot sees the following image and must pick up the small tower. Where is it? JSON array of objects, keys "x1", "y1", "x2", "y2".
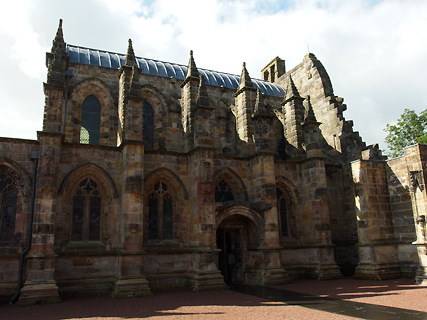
[
  {"x1": 234, "y1": 62, "x2": 257, "y2": 154},
  {"x1": 118, "y1": 39, "x2": 143, "y2": 143},
  {"x1": 43, "y1": 19, "x2": 70, "y2": 133}
]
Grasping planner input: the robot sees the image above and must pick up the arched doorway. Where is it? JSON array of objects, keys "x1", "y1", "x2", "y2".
[{"x1": 216, "y1": 212, "x2": 263, "y2": 284}]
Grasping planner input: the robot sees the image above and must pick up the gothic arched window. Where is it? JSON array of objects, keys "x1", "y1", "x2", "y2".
[
  {"x1": 143, "y1": 102, "x2": 154, "y2": 150},
  {"x1": 0, "y1": 181, "x2": 18, "y2": 242},
  {"x1": 80, "y1": 95, "x2": 101, "y2": 145},
  {"x1": 276, "y1": 188, "x2": 289, "y2": 237},
  {"x1": 148, "y1": 182, "x2": 172, "y2": 240},
  {"x1": 0, "y1": 170, "x2": 18, "y2": 242},
  {"x1": 215, "y1": 180, "x2": 234, "y2": 203},
  {"x1": 71, "y1": 178, "x2": 101, "y2": 241}
]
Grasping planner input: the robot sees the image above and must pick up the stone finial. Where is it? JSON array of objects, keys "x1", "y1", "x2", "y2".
[
  {"x1": 185, "y1": 50, "x2": 199, "y2": 79},
  {"x1": 238, "y1": 61, "x2": 254, "y2": 91},
  {"x1": 124, "y1": 39, "x2": 138, "y2": 67},
  {"x1": 196, "y1": 75, "x2": 210, "y2": 108},
  {"x1": 283, "y1": 75, "x2": 303, "y2": 104},
  {"x1": 51, "y1": 19, "x2": 66, "y2": 54}
]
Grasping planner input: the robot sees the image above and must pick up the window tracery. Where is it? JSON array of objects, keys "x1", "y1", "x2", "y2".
[
  {"x1": 0, "y1": 182, "x2": 18, "y2": 242},
  {"x1": 71, "y1": 178, "x2": 101, "y2": 241},
  {"x1": 148, "y1": 181, "x2": 173, "y2": 240},
  {"x1": 215, "y1": 180, "x2": 234, "y2": 203}
]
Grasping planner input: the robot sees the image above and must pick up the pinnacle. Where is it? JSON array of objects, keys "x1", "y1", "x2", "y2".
[
  {"x1": 283, "y1": 75, "x2": 303, "y2": 104},
  {"x1": 124, "y1": 39, "x2": 138, "y2": 67},
  {"x1": 51, "y1": 18, "x2": 66, "y2": 53},
  {"x1": 196, "y1": 75, "x2": 210, "y2": 107},
  {"x1": 303, "y1": 96, "x2": 319, "y2": 125},
  {"x1": 186, "y1": 50, "x2": 199, "y2": 79},
  {"x1": 253, "y1": 88, "x2": 273, "y2": 118},
  {"x1": 238, "y1": 62, "x2": 254, "y2": 91}
]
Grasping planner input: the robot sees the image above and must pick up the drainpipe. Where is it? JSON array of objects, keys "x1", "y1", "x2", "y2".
[
  {"x1": 62, "y1": 70, "x2": 72, "y2": 134},
  {"x1": 10, "y1": 150, "x2": 39, "y2": 305}
]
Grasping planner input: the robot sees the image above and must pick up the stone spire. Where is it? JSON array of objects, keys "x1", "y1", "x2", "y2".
[
  {"x1": 196, "y1": 75, "x2": 210, "y2": 108},
  {"x1": 186, "y1": 50, "x2": 199, "y2": 79},
  {"x1": 303, "y1": 96, "x2": 320, "y2": 125},
  {"x1": 283, "y1": 75, "x2": 303, "y2": 104},
  {"x1": 252, "y1": 88, "x2": 273, "y2": 119},
  {"x1": 51, "y1": 19, "x2": 66, "y2": 54},
  {"x1": 43, "y1": 19, "x2": 70, "y2": 133},
  {"x1": 46, "y1": 19, "x2": 69, "y2": 85},
  {"x1": 237, "y1": 62, "x2": 254, "y2": 92},
  {"x1": 303, "y1": 96, "x2": 323, "y2": 155},
  {"x1": 124, "y1": 39, "x2": 138, "y2": 67}
]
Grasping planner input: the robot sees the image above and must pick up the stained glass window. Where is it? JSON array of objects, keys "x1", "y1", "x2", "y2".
[
  {"x1": 143, "y1": 102, "x2": 154, "y2": 150},
  {"x1": 276, "y1": 188, "x2": 289, "y2": 237},
  {"x1": 0, "y1": 169, "x2": 18, "y2": 243},
  {"x1": 148, "y1": 182, "x2": 173, "y2": 240},
  {"x1": 80, "y1": 95, "x2": 101, "y2": 145},
  {"x1": 0, "y1": 187, "x2": 17, "y2": 242},
  {"x1": 71, "y1": 178, "x2": 101, "y2": 241}
]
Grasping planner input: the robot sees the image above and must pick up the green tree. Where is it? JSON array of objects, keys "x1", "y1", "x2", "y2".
[{"x1": 384, "y1": 108, "x2": 427, "y2": 158}]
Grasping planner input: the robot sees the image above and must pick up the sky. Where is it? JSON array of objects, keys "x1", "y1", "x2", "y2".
[{"x1": 0, "y1": 0, "x2": 426, "y2": 154}]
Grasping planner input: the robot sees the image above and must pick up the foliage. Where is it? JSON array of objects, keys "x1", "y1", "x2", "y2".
[{"x1": 384, "y1": 109, "x2": 427, "y2": 158}]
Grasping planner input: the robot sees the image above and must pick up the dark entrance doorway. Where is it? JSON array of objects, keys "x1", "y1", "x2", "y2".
[{"x1": 217, "y1": 227, "x2": 244, "y2": 284}]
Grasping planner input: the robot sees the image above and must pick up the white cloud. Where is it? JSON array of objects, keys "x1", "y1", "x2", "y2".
[{"x1": 0, "y1": 0, "x2": 426, "y2": 152}]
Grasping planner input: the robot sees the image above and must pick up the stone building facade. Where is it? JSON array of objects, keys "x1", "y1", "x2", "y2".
[{"x1": 0, "y1": 20, "x2": 426, "y2": 305}]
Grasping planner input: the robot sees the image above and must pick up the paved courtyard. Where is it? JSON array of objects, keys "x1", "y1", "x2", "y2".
[{"x1": 1, "y1": 278, "x2": 426, "y2": 319}]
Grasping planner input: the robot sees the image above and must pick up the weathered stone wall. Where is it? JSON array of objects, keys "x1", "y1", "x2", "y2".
[
  {"x1": 0, "y1": 138, "x2": 38, "y2": 301},
  {"x1": 387, "y1": 144, "x2": 426, "y2": 279}
]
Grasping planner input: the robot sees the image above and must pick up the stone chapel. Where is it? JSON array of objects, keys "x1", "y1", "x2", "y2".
[{"x1": 0, "y1": 20, "x2": 426, "y2": 305}]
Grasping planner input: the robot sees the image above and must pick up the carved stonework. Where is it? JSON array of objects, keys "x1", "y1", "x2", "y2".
[{"x1": 410, "y1": 171, "x2": 424, "y2": 192}]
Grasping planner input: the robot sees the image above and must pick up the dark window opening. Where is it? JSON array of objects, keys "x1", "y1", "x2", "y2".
[
  {"x1": 1, "y1": 187, "x2": 17, "y2": 242},
  {"x1": 143, "y1": 102, "x2": 154, "y2": 150},
  {"x1": 148, "y1": 182, "x2": 173, "y2": 240},
  {"x1": 71, "y1": 178, "x2": 101, "y2": 241},
  {"x1": 0, "y1": 170, "x2": 18, "y2": 243},
  {"x1": 276, "y1": 188, "x2": 289, "y2": 237},
  {"x1": 80, "y1": 95, "x2": 101, "y2": 145}
]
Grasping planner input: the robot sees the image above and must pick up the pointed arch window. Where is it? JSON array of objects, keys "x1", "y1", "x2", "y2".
[
  {"x1": 80, "y1": 95, "x2": 101, "y2": 145},
  {"x1": 148, "y1": 182, "x2": 173, "y2": 240},
  {"x1": 0, "y1": 173, "x2": 18, "y2": 242},
  {"x1": 143, "y1": 102, "x2": 154, "y2": 150},
  {"x1": 72, "y1": 178, "x2": 101, "y2": 241},
  {"x1": 215, "y1": 180, "x2": 234, "y2": 203},
  {"x1": 276, "y1": 188, "x2": 289, "y2": 237}
]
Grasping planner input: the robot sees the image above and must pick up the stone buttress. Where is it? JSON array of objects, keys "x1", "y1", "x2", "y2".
[
  {"x1": 112, "y1": 39, "x2": 151, "y2": 297},
  {"x1": 180, "y1": 51, "x2": 225, "y2": 290}
]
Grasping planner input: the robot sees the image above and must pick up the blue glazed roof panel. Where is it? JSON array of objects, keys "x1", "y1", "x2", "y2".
[{"x1": 66, "y1": 44, "x2": 285, "y2": 97}]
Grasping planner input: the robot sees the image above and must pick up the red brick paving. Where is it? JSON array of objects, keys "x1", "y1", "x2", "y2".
[{"x1": 1, "y1": 278, "x2": 426, "y2": 320}]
